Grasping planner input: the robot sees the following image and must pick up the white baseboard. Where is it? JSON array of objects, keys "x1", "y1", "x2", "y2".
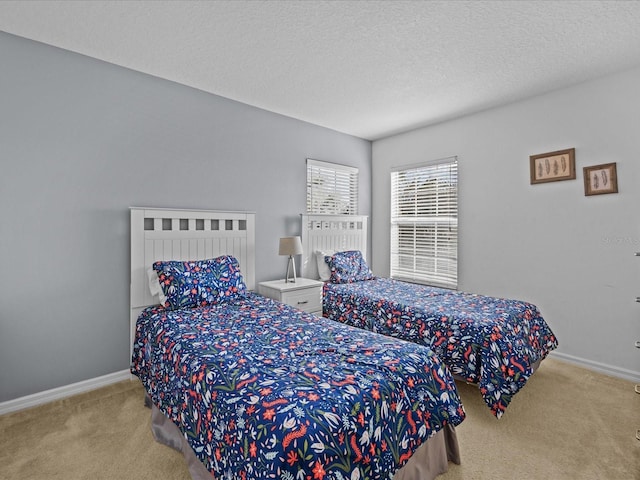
[
  {"x1": 0, "y1": 369, "x2": 132, "y2": 416},
  {"x1": 550, "y1": 351, "x2": 640, "y2": 383}
]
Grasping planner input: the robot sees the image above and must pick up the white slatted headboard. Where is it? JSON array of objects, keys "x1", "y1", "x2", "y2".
[
  {"x1": 130, "y1": 207, "x2": 256, "y2": 358},
  {"x1": 301, "y1": 214, "x2": 368, "y2": 279}
]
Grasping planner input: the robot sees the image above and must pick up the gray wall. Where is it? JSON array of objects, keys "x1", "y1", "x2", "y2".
[
  {"x1": 0, "y1": 32, "x2": 371, "y2": 402},
  {"x1": 372, "y1": 66, "x2": 640, "y2": 381}
]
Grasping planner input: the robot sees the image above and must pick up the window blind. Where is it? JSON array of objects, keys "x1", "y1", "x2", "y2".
[
  {"x1": 306, "y1": 159, "x2": 359, "y2": 215},
  {"x1": 390, "y1": 157, "x2": 458, "y2": 289}
]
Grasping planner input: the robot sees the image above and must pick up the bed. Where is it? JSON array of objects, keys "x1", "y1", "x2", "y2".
[
  {"x1": 301, "y1": 214, "x2": 558, "y2": 418},
  {"x1": 130, "y1": 207, "x2": 464, "y2": 480}
]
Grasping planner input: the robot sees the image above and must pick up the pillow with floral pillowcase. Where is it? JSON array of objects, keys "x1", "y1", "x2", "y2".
[
  {"x1": 152, "y1": 259, "x2": 205, "y2": 310},
  {"x1": 209, "y1": 255, "x2": 247, "y2": 300},
  {"x1": 152, "y1": 255, "x2": 246, "y2": 310},
  {"x1": 326, "y1": 250, "x2": 375, "y2": 284}
]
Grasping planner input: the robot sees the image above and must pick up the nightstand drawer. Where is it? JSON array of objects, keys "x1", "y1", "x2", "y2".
[
  {"x1": 280, "y1": 288, "x2": 322, "y2": 313},
  {"x1": 258, "y1": 278, "x2": 324, "y2": 314}
]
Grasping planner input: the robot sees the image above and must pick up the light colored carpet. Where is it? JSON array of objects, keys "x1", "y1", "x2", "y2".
[
  {"x1": 439, "y1": 358, "x2": 639, "y2": 479},
  {"x1": 1, "y1": 380, "x2": 191, "y2": 480},
  {"x1": 1, "y1": 358, "x2": 638, "y2": 479}
]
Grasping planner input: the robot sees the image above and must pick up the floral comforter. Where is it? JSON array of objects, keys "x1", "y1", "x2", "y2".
[
  {"x1": 131, "y1": 292, "x2": 464, "y2": 480},
  {"x1": 323, "y1": 278, "x2": 558, "y2": 418}
]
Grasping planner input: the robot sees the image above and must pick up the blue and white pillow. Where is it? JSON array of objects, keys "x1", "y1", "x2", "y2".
[
  {"x1": 152, "y1": 255, "x2": 246, "y2": 310},
  {"x1": 326, "y1": 250, "x2": 374, "y2": 284}
]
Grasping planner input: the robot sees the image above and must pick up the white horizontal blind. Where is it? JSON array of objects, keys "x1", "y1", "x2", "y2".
[
  {"x1": 391, "y1": 157, "x2": 458, "y2": 289},
  {"x1": 306, "y1": 159, "x2": 358, "y2": 215}
]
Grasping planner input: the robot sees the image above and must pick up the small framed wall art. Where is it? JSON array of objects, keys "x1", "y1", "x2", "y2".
[
  {"x1": 529, "y1": 148, "x2": 576, "y2": 184},
  {"x1": 583, "y1": 162, "x2": 618, "y2": 196}
]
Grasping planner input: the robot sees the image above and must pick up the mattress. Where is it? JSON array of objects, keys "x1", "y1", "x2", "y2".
[
  {"x1": 131, "y1": 292, "x2": 465, "y2": 479},
  {"x1": 323, "y1": 277, "x2": 558, "y2": 417}
]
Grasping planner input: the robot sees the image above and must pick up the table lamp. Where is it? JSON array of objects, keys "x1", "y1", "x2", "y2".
[{"x1": 279, "y1": 236, "x2": 303, "y2": 283}]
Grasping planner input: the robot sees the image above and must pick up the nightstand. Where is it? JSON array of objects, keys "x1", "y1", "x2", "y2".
[{"x1": 258, "y1": 278, "x2": 324, "y2": 315}]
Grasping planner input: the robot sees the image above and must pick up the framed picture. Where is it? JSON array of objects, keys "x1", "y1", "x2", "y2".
[
  {"x1": 530, "y1": 148, "x2": 576, "y2": 184},
  {"x1": 583, "y1": 162, "x2": 618, "y2": 196}
]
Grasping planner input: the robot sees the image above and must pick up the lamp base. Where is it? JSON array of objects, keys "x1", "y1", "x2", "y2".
[{"x1": 285, "y1": 255, "x2": 297, "y2": 283}]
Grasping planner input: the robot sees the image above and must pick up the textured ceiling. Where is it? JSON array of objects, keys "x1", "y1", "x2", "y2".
[{"x1": 1, "y1": 0, "x2": 640, "y2": 140}]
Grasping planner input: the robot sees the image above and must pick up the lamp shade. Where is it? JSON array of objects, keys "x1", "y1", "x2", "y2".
[{"x1": 279, "y1": 236, "x2": 303, "y2": 256}]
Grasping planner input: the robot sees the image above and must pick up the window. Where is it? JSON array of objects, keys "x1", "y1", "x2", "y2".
[
  {"x1": 306, "y1": 159, "x2": 358, "y2": 214},
  {"x1": 390, "y1": 157, "x2": 458, "y2": 289}
]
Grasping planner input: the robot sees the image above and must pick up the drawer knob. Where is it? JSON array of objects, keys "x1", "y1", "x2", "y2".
[{"x1": 297, "y1": 300, "x2": 309, "y2": 305}]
